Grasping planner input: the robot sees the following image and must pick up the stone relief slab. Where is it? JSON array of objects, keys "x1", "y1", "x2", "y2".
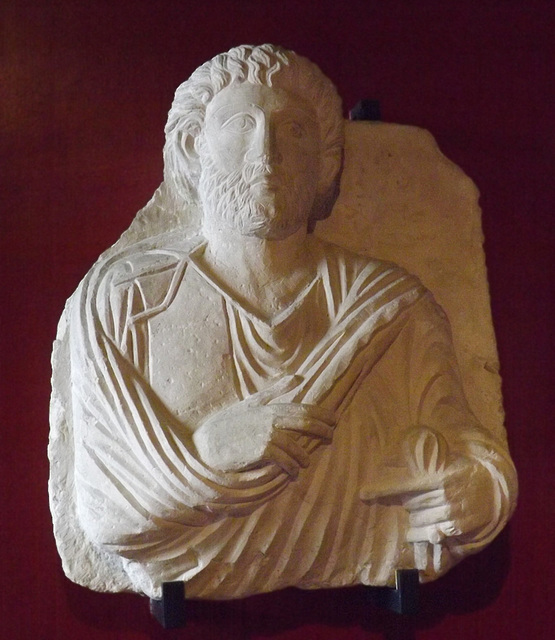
[{"x1": 49, "y1": 44, "x2": 517, "y2": 601}]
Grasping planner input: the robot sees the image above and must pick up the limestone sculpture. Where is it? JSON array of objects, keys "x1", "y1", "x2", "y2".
[{"x1": 49, "y1": 44, "x2": 517, "y2": 600}]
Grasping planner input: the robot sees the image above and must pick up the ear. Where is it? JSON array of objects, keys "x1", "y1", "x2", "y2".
[
  {"x1": 177, "y1": 129, "x2": 202, "y2": 183},
  {"x1": 308, "y1": 149, "x2": 343, "y2": 232},
  {"x1": 317, "y1": 149, "x2": 343, "y2": 196}
]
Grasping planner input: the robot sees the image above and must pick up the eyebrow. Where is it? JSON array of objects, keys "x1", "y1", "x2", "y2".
[
  {"x1": 211, "y1": 103, "x2": 317, "y2": 124},
  {"x1": 211, "y1": 103, "x2": 263, "y2": 118}
]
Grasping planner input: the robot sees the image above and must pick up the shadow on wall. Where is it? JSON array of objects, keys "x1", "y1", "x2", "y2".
[{"x1": 62, "y1": 526, "x2": 512, "y2": 639}]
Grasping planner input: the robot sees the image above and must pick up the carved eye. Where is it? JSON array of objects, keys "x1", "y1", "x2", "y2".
[{"x1": 222, "y1": 114, "x2": 256, "y2": 133}]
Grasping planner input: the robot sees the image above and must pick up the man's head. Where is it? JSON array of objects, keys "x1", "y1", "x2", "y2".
[{"x1": 164, "y1": 44, "x2": 344, "y2": 237}]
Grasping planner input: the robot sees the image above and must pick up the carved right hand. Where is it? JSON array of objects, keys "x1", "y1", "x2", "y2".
[{"x1": 192, "y1": 376, "x2": 336, "y2": 477}]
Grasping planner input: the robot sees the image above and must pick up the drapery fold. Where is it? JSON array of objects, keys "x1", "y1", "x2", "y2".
[{"x1": 63, "y1": 234, "x2": 517, "y2": 598}]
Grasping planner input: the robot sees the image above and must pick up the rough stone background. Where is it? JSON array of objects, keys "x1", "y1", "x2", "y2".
[{"x1": 319, "y1": 122, "x2": 504, "y2": 441}]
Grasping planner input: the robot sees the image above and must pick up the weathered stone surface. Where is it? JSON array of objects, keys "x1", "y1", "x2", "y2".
[
  {"x1": 49, "y1": 44, "x2": 517, "y2": 600},
  {"x1": 319, "y1": 122, "x2": 504, "y2": 442}
]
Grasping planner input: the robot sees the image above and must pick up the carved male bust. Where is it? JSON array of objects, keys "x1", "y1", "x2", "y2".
[{"x1": 49, "y1": 44, "x2": 517, "y2": 600}]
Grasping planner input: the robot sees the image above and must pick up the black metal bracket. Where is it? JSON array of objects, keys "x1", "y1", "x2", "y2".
[
  {"x1": 367, "y1": 569, "x2": 419, "y2": 615},
  {"x1": 150, "y1": 581, "x2": 186, "y2": 629},
  {"x1": 349, "y1": 99, "x2": 382, "y2": 121},
  {"x1": 149, "y1": 570, "x2": 419, "y2": 628}
]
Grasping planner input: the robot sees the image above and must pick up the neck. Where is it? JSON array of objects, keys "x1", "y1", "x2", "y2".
[
  {"x1": 200, "y1": 223, "x2": 317, "y2": 316},
  {"x1": 205, "y1": 224, "x2": 309, "y2": 275}
]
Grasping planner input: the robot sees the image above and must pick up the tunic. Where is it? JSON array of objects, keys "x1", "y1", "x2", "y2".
[{"x1": 57, "y1": 232, "x2": 516, "y2": 599}]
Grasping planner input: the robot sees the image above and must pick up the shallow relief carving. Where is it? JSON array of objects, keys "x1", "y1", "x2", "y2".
[{"x1": 49, "y1": 44, "x2": 517, "y2": 600}]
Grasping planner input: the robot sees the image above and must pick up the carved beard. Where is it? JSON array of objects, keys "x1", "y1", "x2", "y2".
[{"x1": 198, "y1": 153, "x2": 312, "y2": 240}]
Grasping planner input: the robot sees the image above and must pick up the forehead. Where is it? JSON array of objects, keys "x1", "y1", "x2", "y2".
[{"x1": 206, "y1": 81, "x2": 316, "y2": 120}]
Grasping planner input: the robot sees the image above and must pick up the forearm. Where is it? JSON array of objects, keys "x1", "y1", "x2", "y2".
[{"x1": 382, "y1": 294, "x2": 517, "y2": 549}]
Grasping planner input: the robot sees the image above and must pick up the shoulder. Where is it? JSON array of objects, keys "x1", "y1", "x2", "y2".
[
  {"x1": 89, "y1": 234, "x2": 202, "y2": 317},
  {"x1": 315, "y1": 236, "x2": 401, "y2": 274},
  {"x1": 313, "y1": 237, "x2": 425, "y2": 298}
]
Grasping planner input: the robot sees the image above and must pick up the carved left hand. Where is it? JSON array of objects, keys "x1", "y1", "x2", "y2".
[
  {"x1": 360, "y1": 426, "x2": 495, "y2": 573},
  {"x1": 403, "y1": 459, "x2": 493, "y2": 547}
]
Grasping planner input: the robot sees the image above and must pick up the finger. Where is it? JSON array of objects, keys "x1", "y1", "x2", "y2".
[
  {"x1": 413, "y1": 541, "x2": 429, "y2": 571},
  {"x1": 443, "y1": 513, "x2": 483, "y2": 540},
  {"x1": 270, "y1": 403, "x2": 336, "y2": 425},
  {"x1": 407, "y1": 524, "x2": 445, "y2": 544},
  {"x1": 274, "y1": 417, "x2": 334, "y2": 442},
  {"x1": 265, "y1": 443, "x2": 301, "y2": 479},
  {"x1": 407, "y1": 521, "x2": 460, "y2": 544},
  {"x1": 408, "y1": 504, "x2": 451, "y2": 528},
  {"x1": 403, "y1": 488, "x2": 447, "y2": 510},
  {"x1": 271, "y1": 431, "x2": 311, "y2": 469},
  {"x1": 440, "y1": 522, "x2": 461, "y2": 537},
  {"x1": 433, "y1": 542, "x2": 443, "y2": 572}
]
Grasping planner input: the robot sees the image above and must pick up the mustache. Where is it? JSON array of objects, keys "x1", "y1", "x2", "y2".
[
  {"x1": 240, "y1": 159, "x2": 275, "y2": 186},
  {"x1": 199, "y1": 155, "x2": 273, "y2": 210},
  {"x1": 198, "y1": 151, "x2": 311, "y2": 239},
  {"x1": 202, "y1": 161, "x2": 281, "y2": 200}
]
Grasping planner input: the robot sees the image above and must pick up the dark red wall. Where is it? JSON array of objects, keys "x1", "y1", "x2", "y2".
[{"x1": 2, "y1": 2, "x2": 553, "y2": 638}]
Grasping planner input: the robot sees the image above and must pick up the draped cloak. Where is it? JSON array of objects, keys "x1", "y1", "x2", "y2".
[{"x1": 52, "y1": 233, "x2": 517, "y2": 599}]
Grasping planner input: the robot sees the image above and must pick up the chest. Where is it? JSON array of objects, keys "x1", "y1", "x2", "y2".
[
  {"x1": 145, "y1": 265, "x2": 329, "y2": 430},
  {"x1": 147, "y1": 268, "x2": 237, "y2": 428}
]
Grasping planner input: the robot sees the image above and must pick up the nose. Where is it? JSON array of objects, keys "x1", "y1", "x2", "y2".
[{"x1": 246, "y1": 115, "x2": 282, "y2": 165}]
